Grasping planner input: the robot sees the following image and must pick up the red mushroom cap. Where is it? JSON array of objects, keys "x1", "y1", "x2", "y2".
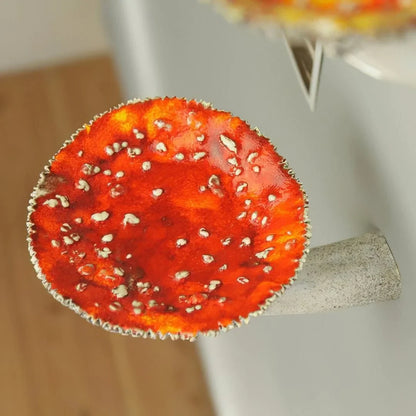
[
  {"x1": 27, "y1": 97, "x2": 309, "y2": 340},
  {"x1": 211, "y1": 0, "x2": 416, "y2": 37}
]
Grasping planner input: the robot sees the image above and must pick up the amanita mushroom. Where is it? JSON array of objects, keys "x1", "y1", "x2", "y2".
[
  {"x1": 27, "y1": 97, "x2": 309, "y2": 340},
  {"x1": 210, "y1": 0, "x2": 416, "y2": 37}
]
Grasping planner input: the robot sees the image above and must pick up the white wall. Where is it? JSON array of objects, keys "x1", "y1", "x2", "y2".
[
  {"x1": 103, "y1": 1, "x2": 416, "y2": 415},
  {"x1": 0, "y1": 0, "x2": 109, "y2": 74}
]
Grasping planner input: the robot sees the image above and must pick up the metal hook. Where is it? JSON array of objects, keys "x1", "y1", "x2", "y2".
[{"x1": 284, "y1": 34, "x2": 324, "y2": 111}]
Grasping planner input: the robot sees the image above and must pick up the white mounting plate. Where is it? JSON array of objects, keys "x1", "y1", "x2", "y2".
[{"x1": 339, "y1": 32, "x2": 416, "y2": 87}]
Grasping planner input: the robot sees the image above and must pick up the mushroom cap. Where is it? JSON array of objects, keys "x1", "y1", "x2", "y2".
[
  {"x1": 27, "y1": 97, "x2": 309, "y2": 341},
  {"x1": 210, "y1": 0, "x2": 416, "y2": 37}
]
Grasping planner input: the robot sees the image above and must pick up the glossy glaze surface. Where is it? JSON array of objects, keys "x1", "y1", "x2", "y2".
[
  {"x1": 28, "y1": 98, "x2": 308, "y2": 338},
  {"x1": 212, "y1": 0, "x2": 416, "y2": 36}
]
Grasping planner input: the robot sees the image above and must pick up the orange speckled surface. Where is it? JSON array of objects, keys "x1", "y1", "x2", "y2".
[
  {"x1": 214, "y1": 0, "x2": 416, "y2": 36},
  {"x1": 28, "y1": 97, "x2": 308, "y2": 339}
]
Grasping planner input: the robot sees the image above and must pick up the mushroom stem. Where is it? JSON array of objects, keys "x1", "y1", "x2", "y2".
[{"x1": 265, "y1": 232, "x2": 401, "y2": 316}]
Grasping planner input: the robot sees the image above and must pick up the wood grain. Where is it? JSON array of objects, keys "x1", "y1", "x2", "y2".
[{"x1": 0, "y1": 56, "x2": 215, "y2": 416}]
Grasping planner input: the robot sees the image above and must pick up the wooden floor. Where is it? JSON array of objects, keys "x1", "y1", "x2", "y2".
[{"x1": 0, "y1": 56, "x2": 215, "y2": 416}]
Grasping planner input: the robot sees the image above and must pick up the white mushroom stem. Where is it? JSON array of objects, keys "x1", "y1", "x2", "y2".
[{"x1": 265, "y1": 232, "x2": 401, "y2": 316}]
